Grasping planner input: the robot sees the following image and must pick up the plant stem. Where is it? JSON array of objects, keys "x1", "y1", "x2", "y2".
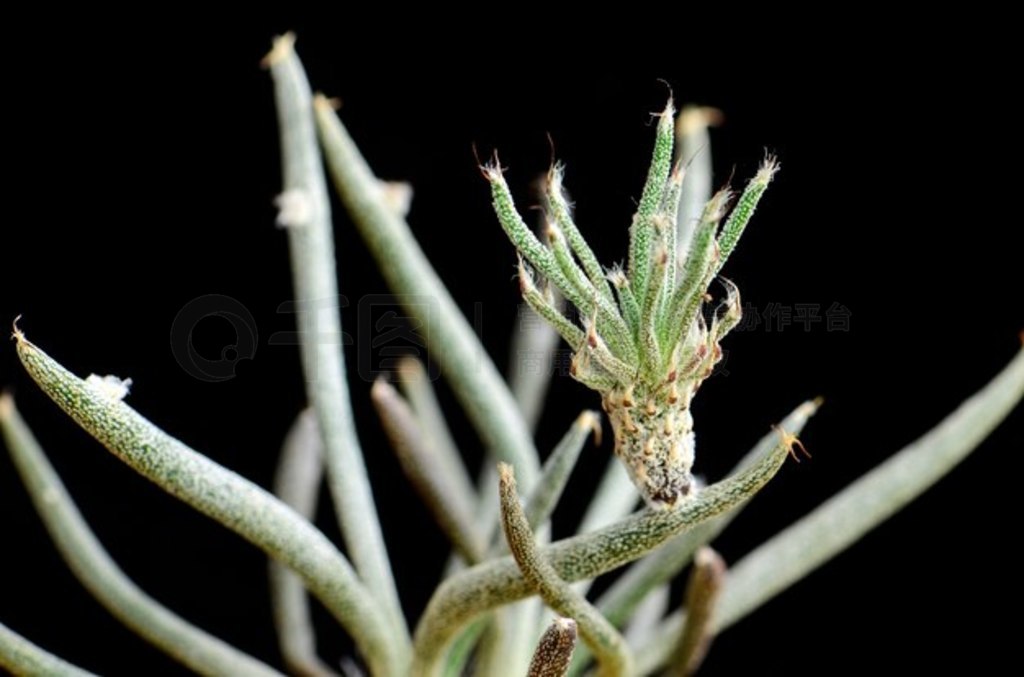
[
  {"x1": 634, "y1": 344, "x2": 1024, "y2": 674},
  {"x1": 411, "y1": 431, "x2": 794, "y2": 675},
  {"x1": 268, "y1": 409, "x2": 339, "y2": 677},
  {"x1": 525, "y1": 411, "x2": 601, "y2": 529},
  {"x1": 487, "y1": 166, "x2": 635, "y2": 362},
  {"x1": 717, "y1": 344, "x2": 1024, "y2": 629},
  {"x1": 0, "y1": 620, "x2": 98, "y2": 677},
  {"x1": 500, "y1": 464, "x2": 633, "y2": 676},
  {"x1": 1, "y1": 395, "x2": 284, "y2": 677},
  {"x1": 664, "y1": 547, "x2": 726, "y2": 677},
  {"x1": 13, "y1": 332, "x2": 407, "y2": 677},
  {"x1": 621, "y1": 584, "x2": 668, "y2": 648},
  {"x1": 628, "y1": 101, "x2": 675, "y2": 303},
  {"x1": 714, "y1": 157, "x2": 777, "y2": 275},
  {"x1": 372, "y1": 379, "x2": 485, "y2": 563},
  {"x1": 674, "y1": 106, "x2": 721, "y2": 259},
  {"x1": 509, "y1": 302, "x2": 562, "y2": 432},
  {"x1": 528, "y1": 618, "x2": 578, "y2": 677},
  {"x1": 567, "y1": 400, "x2": 817, "y2": 676},
  {"x1": 314, "y1": 96, "x2": 540, "y2": 489},
  {"x1": 595, "y1": 400, "x2": 819, "y2": 628},
  {"x1": 265, "y1": 34, "x2": 406, "y2": 643},
  {"x1": 396, "y1": 357, "x2": 468, "y2": 489},
  {"x1": 544, "y1": 165, "x2": 615, "y2": 304}
]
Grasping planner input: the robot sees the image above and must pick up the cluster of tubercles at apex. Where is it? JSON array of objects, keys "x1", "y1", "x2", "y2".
[{"x1": 484, "y1": 98, "x2": 778, "y2": 510}]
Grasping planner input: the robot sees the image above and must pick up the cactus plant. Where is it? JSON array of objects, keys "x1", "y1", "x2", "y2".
[{"x1": 2, "y1": 32, "x2": 1021, "y2": 677}]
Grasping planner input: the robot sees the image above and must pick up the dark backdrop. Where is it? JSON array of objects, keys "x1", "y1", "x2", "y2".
[{"x1": 2, "y1": 14, "x2": 1021, "y2": 676}]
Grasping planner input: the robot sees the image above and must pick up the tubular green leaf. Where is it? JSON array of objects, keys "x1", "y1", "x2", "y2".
[
  {"x1": 519, "y1": 260, "x2": 585, "y2": 350},
  {"x1": 525, "y1": 411, "x2": 601, "y2": 529},
  {"x1": 544, "y1": 165, "x2": 614, "y2": 303},
  {"x1": 568, "y1": 401, "x2": 817, "y2": 676},
  {"x1": 715, "y1": 157, "x2": 778, "y2": 275},
  {"x1": 717, "y1": 344, "x2": 1024, "y2": 629},
  {"x1": 314, "y1": 97, "x2": 540, "y2": 489},
  {"x1": 664, "y1": 547, "x2": 726, "y2": 677},
  {"x1": 1, "y1": 395, "x2": 284, "y2": 677},
  {"x1": 0, "y1": 621, "x2": 98, "y2": 677},
  {"x1": 583, "y1": 328, "x2": 638, "y2": 386},
  {"x1": 635, "y1": 345, "x2": 1024, "y2": 673},
  {"x1": 486, "y1": 164, "x2": 571, "y2": 290},
  {"x1": 610, "y1": 271, "x2": 641, "y2": 338},
  {"x1": 395, "y1": 357, "x2": 479, "y2": 521},
  {"x1": 595, "y1": 400, "x2": 819, "y2": 628},
  {"x1": 268, "y1": 410, "x2": 341, "y2": 677},
  {"x1": 547, "y1": 223, "x2": 634, "y2": 360},
  {"x1": 660, "y1": 166, "x2": 684, "y2": 298},
  {"x1": 13, "y1": 333, "x2": 406, "y2": 677},
  {"x1": 621, "y1": 585, "x2": 668, "y2": 648},
  {"x1": 499, "y1": 464, "x2": 633, "y2": 677},
  {"x1": 372, "y1": 379, "x2": 485, "y2": 563},
  {"x1": 674, "y1": 106, "x2": 720, "y2": 259},
  {"x1": 661, "y1": 191, "x2": 726, "y2": 352},
  {"x1": 545, "y1": 218, "x2": 592, "y2": 303},
  {"x1": 509, "y1": 301, "x2": 562, "y2": 433},
  {"x1": 489, "y1": 167, "x2": 633, "y2": 362},
  {"x1": 528, "y1": 617, "x2": 578, "y2": 677},
  {"x1": 411, "y1": 432, "x2": 793, "y2": 675},
  {"x1": 640, "y1": 239, "x2": 669, "y2": 379},
  {"x1": 266, "y1": 35, "x2": 405, "y2": 643},
  {"x1": 628, "y1": 101, "x2": 675, "y2": 302}
]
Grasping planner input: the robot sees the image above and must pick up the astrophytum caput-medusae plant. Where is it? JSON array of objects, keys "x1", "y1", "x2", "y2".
[
  {"x1": 485, "y1": 102, "x2": 778, "y2": 509},
  {"x1": 2, "y1": 34, "x2": 1022, "y2": 677}
]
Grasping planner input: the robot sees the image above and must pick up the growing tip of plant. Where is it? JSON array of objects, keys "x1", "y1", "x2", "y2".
[
  {"x1": 478, "y1": 149, "x2": 507, "y2": 183},
  {"x1": 756, "y1": 153, "x2": 780, "y2": 183},
  {"x1": 557, "y1": 616, "x2": 577, "y2": 632},
  {"x1": 261, "y1": 31, "x2": 296, "y2": 68},
  {"x1": 654, "y1": 96, "x2": 676, "y2": 129},
  {"x1": 396, "y1": 356, "x2": 425, "y2": 381},
  {"x1": 670, "y1": 160, "x2": 686, "y2": 185},
  {"x1": 497, "y1": 461, "x2": 515, "y2": 487},
  {"x1": 545, "y1": 220, "x2": 564, "y2": 243},
  {"x1": 313, "y1": 93, "x2": 342, "y2": 110},
  {"x1": 517, "y1": 255, "x2": 536, "y2": 293},
  {"x1": 370, "y1": 376, "x2": 391, "y2": 400},
  {"x1": 0, "y1": 390, "x2": 12, "y2": 419},
  {"x1": 694, "y1": 545, "x2": 727, "y2": 572},
  {"x1": 378, "y1": 181, "x2": 414, "y2": 218},
  {"x1": 706, "y1": 188, "x2": 734, "y2": 221},
  {"x1": 576, "y1": 410, "x2": 603, "y2": 447},
  {"x1": 677, "y1": 106, "x2": 726, "y2": 136}
]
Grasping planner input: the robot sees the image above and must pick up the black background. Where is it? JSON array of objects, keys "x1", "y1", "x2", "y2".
[{"x1": 2, "y1": 14, "x2": 1021, "y2": 676}]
